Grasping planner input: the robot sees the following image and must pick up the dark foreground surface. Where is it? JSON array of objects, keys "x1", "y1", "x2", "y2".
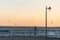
[{"x1": 0, "y1": 36, "x2": 60, "y2": 40}]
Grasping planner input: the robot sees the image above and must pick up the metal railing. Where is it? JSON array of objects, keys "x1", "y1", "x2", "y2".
[{"x1": 0, "y1": 30, "x2": 59, "y2": 38}]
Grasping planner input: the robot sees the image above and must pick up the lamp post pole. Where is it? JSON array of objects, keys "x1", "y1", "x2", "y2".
[
  {"x1": 45, "y1": 6, "x2": 47, "y2": 38},
  {"x1": 34, "y1": 26, "x2": 36, "y2": 36},
  {"x1": 45, "y1": 6, "x2": 51, "y2": 38}
]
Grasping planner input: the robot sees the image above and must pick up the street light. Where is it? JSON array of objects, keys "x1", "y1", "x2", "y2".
[
  {"x1": 34, "y1": 26, "x2": 36, "y2": 36},
  {"x1": 45, "y1": 6, "x2": 51, "y2": 38}
]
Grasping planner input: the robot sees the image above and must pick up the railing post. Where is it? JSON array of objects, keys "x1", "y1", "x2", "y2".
[{"x1": 11, "y1": 31, "x2": 13, "y2": 37}]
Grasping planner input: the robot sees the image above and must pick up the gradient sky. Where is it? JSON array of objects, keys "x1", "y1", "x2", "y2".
[{"x1": 0, "y1": 0, "x2": 60, "y2": 26}]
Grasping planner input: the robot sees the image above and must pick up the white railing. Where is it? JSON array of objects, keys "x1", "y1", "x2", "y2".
[{"x1": 0, "y1": 30, "x2": 59, "y2": 38}]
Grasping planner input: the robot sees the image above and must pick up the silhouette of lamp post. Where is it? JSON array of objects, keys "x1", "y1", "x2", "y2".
[
  {"x1": 34, "y1": 26, "x2": 36, "y2": 36},
  {"x1": 45, "y1": 6, "x2": 51, "y2": 37}
]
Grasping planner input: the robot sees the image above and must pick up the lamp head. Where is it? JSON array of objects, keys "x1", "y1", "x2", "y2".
[{"x1": 48, "y1": 7, "x2": 51, "y2": 10}]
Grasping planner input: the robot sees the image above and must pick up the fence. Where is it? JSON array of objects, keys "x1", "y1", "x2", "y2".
[{"x1": 0, "y1": 29, "x2": 59, "y2": 38}]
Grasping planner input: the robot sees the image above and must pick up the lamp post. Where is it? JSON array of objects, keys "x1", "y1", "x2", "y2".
[
  {"x1": 45, "y1": 6, "x2": 51, "y2": 38},
  {"x1": 34, "y1": 26, "x2": 36, "y2": 36}
]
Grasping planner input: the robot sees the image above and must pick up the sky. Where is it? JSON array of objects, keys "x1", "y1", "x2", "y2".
[{"x1": 0, "y1": 0, "x2": 60, "y2": 27}]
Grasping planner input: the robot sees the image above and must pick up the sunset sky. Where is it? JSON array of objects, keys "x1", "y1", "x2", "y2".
[{"x1": 0, "y1": 0, "x2": 60, "y2": 26}]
